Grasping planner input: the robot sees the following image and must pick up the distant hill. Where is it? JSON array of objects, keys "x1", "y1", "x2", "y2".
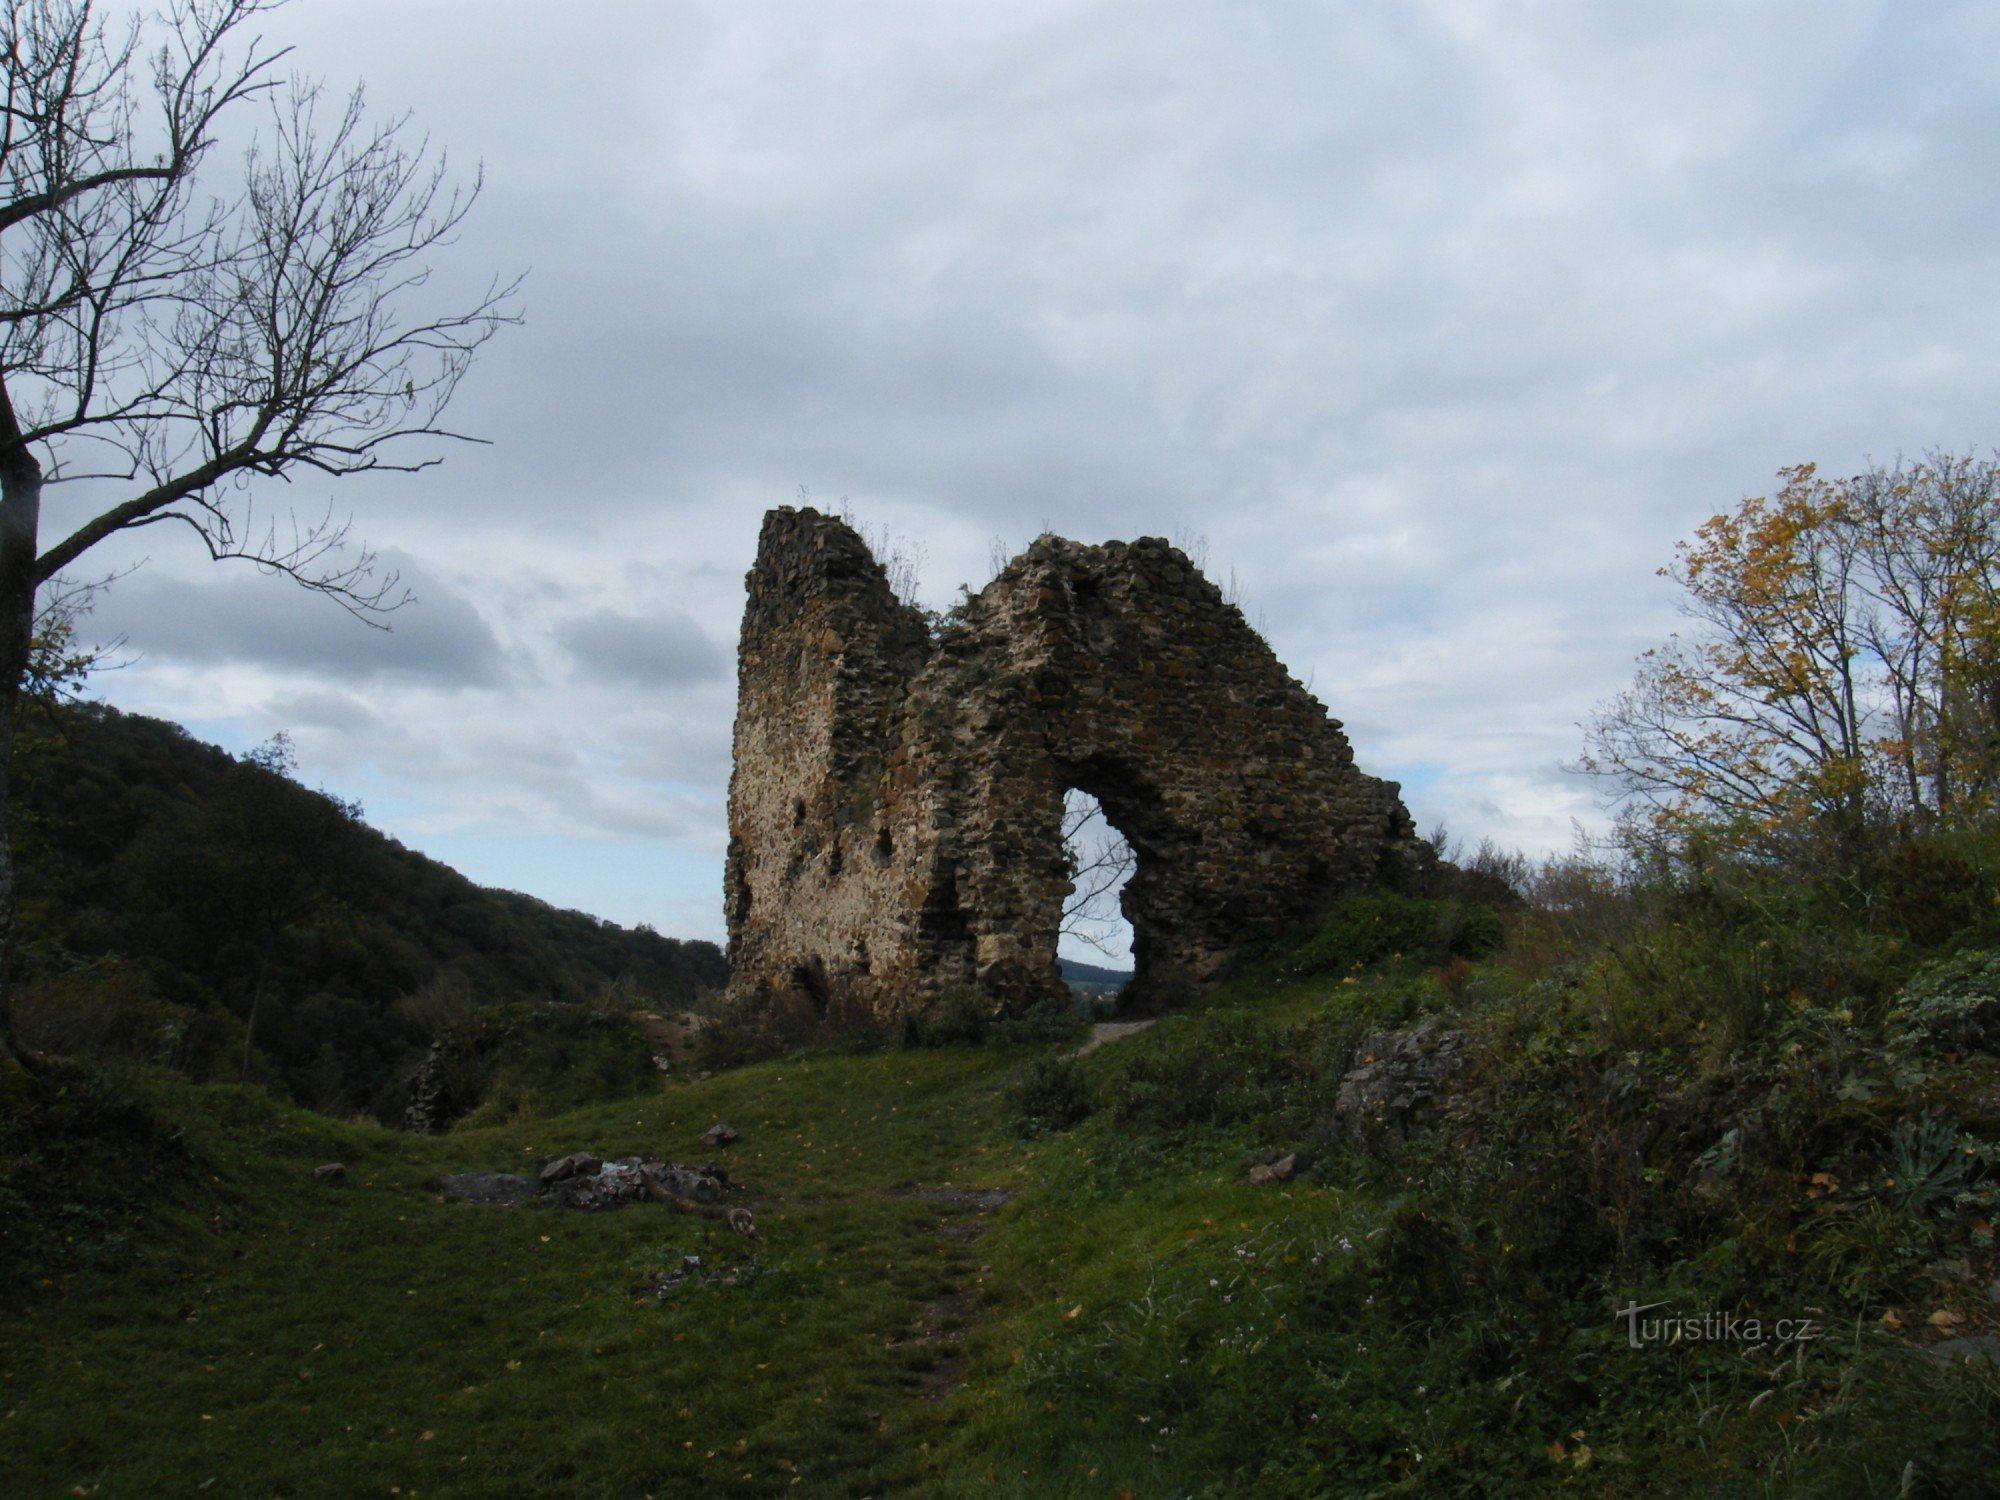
[
  {"x1": 8, "y1": 702, "x2": 725, "y2": 1119},
  {"x1": 1060, "y1": 955, "x2": 1130, "y2": 991}
]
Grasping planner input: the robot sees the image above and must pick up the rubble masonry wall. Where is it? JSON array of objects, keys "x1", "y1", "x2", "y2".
[{"x1": 723, "y1": 508, "x2": 1421, "y2": 1019}]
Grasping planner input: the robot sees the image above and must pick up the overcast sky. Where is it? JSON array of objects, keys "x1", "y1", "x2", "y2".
[{"x1": 62, "y1": 0, "x2": 2000, "y2": 954}]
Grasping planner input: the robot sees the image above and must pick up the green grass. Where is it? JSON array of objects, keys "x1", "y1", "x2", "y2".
[
  {"x1": 2, "y1": 1050, "x2": 1036, "y2": 1497},
  {"x1": 7, "y1": 889, "x2": 2000, "y2": 1496}
]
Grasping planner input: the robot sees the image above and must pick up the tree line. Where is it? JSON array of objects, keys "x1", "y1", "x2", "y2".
[{"x1": 9, "y1": 700, "x2": 724, "y2": 1118}]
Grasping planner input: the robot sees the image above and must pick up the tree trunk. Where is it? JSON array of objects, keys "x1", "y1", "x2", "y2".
[{"x1": 0, "y1": 374, "x2": 44, "y2": 1069}]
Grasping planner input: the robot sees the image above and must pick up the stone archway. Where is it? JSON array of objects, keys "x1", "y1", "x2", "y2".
[
  {"x1": 722, "y1": 509, "x2": 1425, "y2": 1020},
  {"x1": 1055, "y1": 784, "x2": 1136, "y2": 972}
]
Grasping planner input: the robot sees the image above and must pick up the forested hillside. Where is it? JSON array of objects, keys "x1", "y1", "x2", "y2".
[{"x1": 6, "y1": 703, "x2": 725, "y2": 1119}]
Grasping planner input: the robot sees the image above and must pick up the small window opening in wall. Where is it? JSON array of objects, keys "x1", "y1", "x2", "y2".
[
  {"x1": 792, "y1": 960, "x2": 832, "y2": 1019},
  {"x1": 792, "y1": 796, "x2": 807, "y2": 827},
  {"x1": 875, "y1": 823, "x2": 894, "y2": 862},
  {"x1": 1060, "y1": 788, "x2": 1134, "y2": 984}
]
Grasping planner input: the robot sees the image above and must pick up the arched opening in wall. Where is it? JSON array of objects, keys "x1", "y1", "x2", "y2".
[{"x1": 1060, "y1": 787, "x2": 1134, "y2": 1002}]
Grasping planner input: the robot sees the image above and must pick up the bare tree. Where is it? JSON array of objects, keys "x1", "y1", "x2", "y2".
[{"x1": 0, "y1": 0, "x2": 517, "y2": 1061}]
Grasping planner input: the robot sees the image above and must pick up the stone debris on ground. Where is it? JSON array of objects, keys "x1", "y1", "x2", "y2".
[
  {"x1": 1248, "y1": 1153, "x2": 1297, "y2": 1185},
  {"x1": 701, "y1": 1122, "x2": 739, "y2": 1148},
  {"x1": 311, "y1": 1162, "x2": 347, "y2": 1184},
  {"x1": 642, "y1": 1253, "x2": 774, "y2": 1297},
  {"x1": 438, "y1": 1171, "x2": 537, "y2": 1207},
  {"x1": 1929, "y1": 1334, "x2": 2000, "y2": 1365},
  {"x1": 441, "y1": 1153, "x2": 759, "y2": 1236},
  {"x1": 1330, "y1": 1021, "x2": 1470, "y2": 1148},
  {"x1": 636, "y1": 1011, "x2": 710, "y2": 1073},
  {"x1": 899, "y1": 1187, "x2": 1012, "y2": 1212},
  {"x1": 541, "y1": 1156, "x2": 732, "y2": 1212},
  {"x1": 539, "y1": 1151, "x2": 601, "y2": 1185}
]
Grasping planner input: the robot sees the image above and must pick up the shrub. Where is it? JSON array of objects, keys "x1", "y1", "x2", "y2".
[
  {"x1": 991, "y1": 993, "x2": 1088, "y2": 1047},
  {"x1": 11, "y1": 964, "x2": 239, "y2": 1081},
  {"x1": 1008, "y1": 1056, "x2": 1095, "y2": 1139},
  {"x1": 901, "y1": 987, "x2": 990, "y2": 1048},
  {"x1": 1888, "y1": 949, "x2": 2000, "y2": 1055},
  {"x1": 1279, "y1": 892, "x2": 1505, "y2": 981},
  {"x1": 1107, "y1": 1011, "x2": 1282, "y2": 1131},
  {"x1": 1868, "y1": 838, "x2": 1994, "y2": 947},
  {"x1": 0, "y1": 1060, "x2": 206, "y2": 1286}
]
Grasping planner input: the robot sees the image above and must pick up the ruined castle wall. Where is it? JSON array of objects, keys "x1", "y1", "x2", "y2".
[
  {"x1": 724, "y1": 508, "x2": 1421, "y2": 1020},
  {"x1": 898, "y1": 535, "x2": 1415, "y2": 1008},
  {"x1": 722, "y1": 510, "x2": 934, "y2": 1018}
]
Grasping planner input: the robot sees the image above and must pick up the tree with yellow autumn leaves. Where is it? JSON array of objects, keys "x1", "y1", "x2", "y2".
[{"x1": 1585, "y1": 454, "x2": 2000, "y2": 861}]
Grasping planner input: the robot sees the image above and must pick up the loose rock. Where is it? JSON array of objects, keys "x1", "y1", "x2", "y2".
[
  {"x1": 539, "y1": 1151, "x2": 602, "y2": 1186},
  {"x1": 1330, "y1": 1021, "x2": 1469, "y2": 1149},
  {"x1": 1930, "y1": 1334, "x2": 2000, "y2": 1365},
  {"x1": 1249, "y1": 1153, "x2": 1297, "y2": 1185}
]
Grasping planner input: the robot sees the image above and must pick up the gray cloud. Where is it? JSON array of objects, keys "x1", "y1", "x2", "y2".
[
  {"x1": 262, "y1": 689, "x2": 380, "y2": 735},
  {"x1": 554, "y1": 607, "x2": 728, "y2": 688},
  {"x1": 67, "y1": 0, "x2": 2000, "y2": 941},
  {"x1": 90, "y1": 550, "x2": 506, "y2": 688}
]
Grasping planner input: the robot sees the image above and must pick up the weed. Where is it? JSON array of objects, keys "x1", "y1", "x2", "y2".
[
  {"x1": 1882, "y1": 1115, "x2": 1979, "y2": 1219},
  {"x1": 1888, "y1": 948, "x2": 2000, "y2": 1056}
]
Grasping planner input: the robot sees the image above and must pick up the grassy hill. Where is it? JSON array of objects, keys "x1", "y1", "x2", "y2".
[
  {"x1": 7, "y1": 851, "x2": 1998, "y2": 1495},
  {"x1": 6, "y1": 703, "x2": 725, "y2": 1121},
  {"x1": 1059, "y1": 955, "x2": 1130, "y2": 992}
]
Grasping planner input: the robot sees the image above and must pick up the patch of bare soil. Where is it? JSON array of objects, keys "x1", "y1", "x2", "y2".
[
  {"x1": 436, "y1": 1171, "x2": 536, "y2": 1206},
  {"x1": 913, "y1": 1287, "x2": 979, "y2": 1401},
  {"x1": 635, "y1": 1011, "x2": 710, "y2": 1072},
  {"x1": 1067, "y1": 1019, "x2": 1156, "y2": 1058},
  {"x1": 896, "y1": 1186, "x2": 1012, "y2": 1213},
  {"x1": 884, "y1": 1187, "x2": 1013, "y2": 1401}
]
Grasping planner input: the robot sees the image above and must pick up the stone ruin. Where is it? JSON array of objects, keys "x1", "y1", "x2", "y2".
[{"x1": 723, "y1": 507, "x2": 1425, "y2": 1021}]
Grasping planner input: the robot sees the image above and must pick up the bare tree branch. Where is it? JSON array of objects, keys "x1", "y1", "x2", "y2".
[
  {"x1": 1061, "y1": 788, "x2": 1134, "y2": 958},
  {"x1": 0, "y1": 0, "x2": 518, "y2": 1056}
]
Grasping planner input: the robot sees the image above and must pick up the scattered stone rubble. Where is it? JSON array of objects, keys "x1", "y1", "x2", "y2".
[
  {"x1": 1329, "y1": 1021, "x2": 1470, "y2": 1148},
  {"x1": 436, "y1": 1170, "x2": 537, "y2": 1207},
  {"x1": 538, "y1": 1152, "x2": 732, "y2": 1213},
  {"x1": 1248, "y1": 1153, "x2": 1297, "y2": 1185},
  {"x1": 442, "y1": 1150, "x2": 758, "y2": 1236},
  {"x1": 642, "y1": 1253, "x2": 774, "y2": 1298}
]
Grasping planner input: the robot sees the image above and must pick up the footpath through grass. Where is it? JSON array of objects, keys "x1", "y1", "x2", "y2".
[
  {"x1": 4, "y1": 1048, "x2": 1043, "y2": 1496},
  {"x1": 9, "y1": 1037, "x2": 1348, "y2": 1497},
  {"x1": 9, "y1": 877, "x2": 2000, "y2": 1497}
]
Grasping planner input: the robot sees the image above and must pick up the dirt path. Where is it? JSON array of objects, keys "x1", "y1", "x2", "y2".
[{"x1": 1068, "y1": 1019, "x2": 1156, "y2": 1058}]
